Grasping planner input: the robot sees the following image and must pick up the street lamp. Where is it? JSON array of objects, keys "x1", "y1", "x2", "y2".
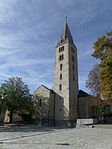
[
  {"x1": 0, "y1": 93, "x2": 6, "y2": 115},
  {"x1": 0, "y1": 93, "x2": 6, "y2": 124},
  {"x1": 1, "y1": 93, "x2": 6, "y2": 101}
]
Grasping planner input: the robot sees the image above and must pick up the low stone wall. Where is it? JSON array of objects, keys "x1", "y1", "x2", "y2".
[{"x1": 76, "y1": 119, "x2": 94, "y2": 128}]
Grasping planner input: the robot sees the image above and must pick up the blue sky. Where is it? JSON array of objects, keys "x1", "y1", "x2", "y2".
[{"x1": 0, "y1": 0, "x2": 112, "y2": 94}]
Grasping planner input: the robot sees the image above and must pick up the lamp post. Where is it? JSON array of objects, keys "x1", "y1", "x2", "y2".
[
  {"x1": 0, "y1": 93, "x2": 6, "y2": 116},
  {"x1": 0, "y1": 93, "x2": 6, "y2": 124}
]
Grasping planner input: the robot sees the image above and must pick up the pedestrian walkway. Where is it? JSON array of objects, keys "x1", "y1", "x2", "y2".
[{"x1": 0, "y1": 124, "x2": 112, "y2": 149}]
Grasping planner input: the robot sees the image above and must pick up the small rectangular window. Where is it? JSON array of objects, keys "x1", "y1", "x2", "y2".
[
  {"x1": 61, "y1": 40, "x2": 64, "y2": 43},
  {"x1": 59, "y1": 48, "x2": 60, "y2": 52},
  {"x1": 59, "y1": 46, "x2": 64, "y2": 52},
  {"x1": 59, "y1": 55, "x2": 64, "y2": 61}
]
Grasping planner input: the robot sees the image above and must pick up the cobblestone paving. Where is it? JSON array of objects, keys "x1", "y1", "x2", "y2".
[{"x1": 0, "y1": 125, "x2": 112, "y2": 149}]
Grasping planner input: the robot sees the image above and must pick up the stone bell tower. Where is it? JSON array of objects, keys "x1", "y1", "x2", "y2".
[{"x1": 53, "y1": 18, "x2": 79, "y2": 123}]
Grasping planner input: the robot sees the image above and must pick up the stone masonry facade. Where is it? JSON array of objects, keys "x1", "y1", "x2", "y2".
[{"x1": 33, "y1": 85, "x2": 64, "y2": 126}]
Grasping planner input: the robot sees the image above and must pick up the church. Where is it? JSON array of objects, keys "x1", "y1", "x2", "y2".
[
  {"x1": 0, "y1": 20, "x2": 111, "y2": 125},
  {"x1": 33, "y1": 19, "x2": 99, "y2": 126}
]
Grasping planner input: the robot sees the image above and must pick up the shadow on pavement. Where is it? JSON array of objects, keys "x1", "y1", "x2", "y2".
[
  {"x1": 0, "y1": 125, "x2": 54, "y2": 132},
  {"x1": 0, "y1": 124, "x2": 70, "y2": 132},
  {"x1": 0, "y1": 125, "x2": 70, "y2": 143}
]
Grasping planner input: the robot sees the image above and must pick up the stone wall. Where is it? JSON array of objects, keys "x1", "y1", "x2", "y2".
[
  {"x1": 4, "y1": 111, "x2": 22, "y2": 123},
  {"x1": 33, "y1": 85, "x2": 50, "y2": 124},
  {"x1": 33, "y1": 85, "x2": 65, "y2": 126},
  {"x1": 54, "y1": 40, "x2": 78, "y2": 122},
  {"x1": 69, "y1": 43, "x2": 78, "y2": 121},
  {"x1": 54, "y1": 93, "x2": 64, "y2": 125},
  {"x1": 54, "y1": 41, "x2": 69, "y2": 120},
  {"x1": 48, "y1": 90, "x2": 55, "y2": 126},
  {"x1": 34, "y1": 85, "x2": 50, "y2": 99},
  {"x1": 78, "y1": 96, "x2": 89, "y2": 119}
]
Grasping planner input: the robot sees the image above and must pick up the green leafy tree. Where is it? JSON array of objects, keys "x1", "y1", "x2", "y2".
[
  {"x1": 92, "y1": 31, "x2": 112, "y2": 102},
  {"x1": 97, "y1": 104, "x2": 105, "y2": 120},
  {"x1": 0, "y1": 77, "x2": 33, "y2": 123}
]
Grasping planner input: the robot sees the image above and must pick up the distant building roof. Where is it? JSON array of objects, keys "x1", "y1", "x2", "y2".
[
  {"x1": 78, "y1": 90, "x2": 89, "y2": 97},
  {"x1": 33, "y1": 85, "x2": 51, "y2": 94}
]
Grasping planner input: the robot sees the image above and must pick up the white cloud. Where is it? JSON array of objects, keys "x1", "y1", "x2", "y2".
[
  {"x1": 0, "y1": 49, "x2": 21, "y2": 57},
  {"x1": 0, "y1": 0, "x2": 17, "y2": 22},
  {"x1": 79, "y1": 0, "x2": 97, "y2": 24},
  {"x1": 0, "y1": 56, "x2": 54, "y2": 69}
]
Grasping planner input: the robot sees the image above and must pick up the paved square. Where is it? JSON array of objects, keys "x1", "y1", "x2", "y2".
[{"x1": 0, "y1": 125, "x2": 112, "y2": 149}]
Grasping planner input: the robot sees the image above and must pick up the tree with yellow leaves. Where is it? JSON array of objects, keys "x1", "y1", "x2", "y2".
[{"x1": 92, "y1": 31, "x2": 112, "y2": 102}]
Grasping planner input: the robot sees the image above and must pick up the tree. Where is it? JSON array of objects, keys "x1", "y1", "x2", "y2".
[
  {"x1": 97, "y1": 104, "x2": 105, "y2": 120},
  {"x1": 92, "y1": 31, "x2": 112, "y2": 102},
  {"x1": 86, "y1": 64, "x2": 101, "y2": 98},
  {"x1": 0, "y1": 77, "x2": 33, "y2": 123}
]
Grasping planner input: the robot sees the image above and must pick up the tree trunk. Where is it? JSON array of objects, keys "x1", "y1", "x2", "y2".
[{"x1": 10, "y1": 110, "x2": 13, "y2": 123}]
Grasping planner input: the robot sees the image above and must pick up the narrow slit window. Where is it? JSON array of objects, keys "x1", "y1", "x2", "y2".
[
  {"x1": 59, "y1": 84, "x2": 62, "y2": 91},
  {"x1": 60, "y1": 64, "x2": 62, "y2": 70},
  {"x1": 62, "y1": 54, "x2": 64, "y2": 60},
  {"x1": 60, "y1": 74, "x2": 62, "y2": 80},
  {"x1": 39, "y1": 99, "x2": 41, "y2": 107},
  {"x1": 59, "y1": 55, "x2": 61, "y2": 61}
]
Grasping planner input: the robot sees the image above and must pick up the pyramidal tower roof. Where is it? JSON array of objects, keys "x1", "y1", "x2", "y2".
[{"x1": 56, "y1": 17, "x2": 74, "y2": 47}]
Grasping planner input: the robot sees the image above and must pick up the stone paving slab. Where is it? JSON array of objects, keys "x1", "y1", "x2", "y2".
[{"x1": 0, "y1": 125, "x2": 112, "y2": 149}]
